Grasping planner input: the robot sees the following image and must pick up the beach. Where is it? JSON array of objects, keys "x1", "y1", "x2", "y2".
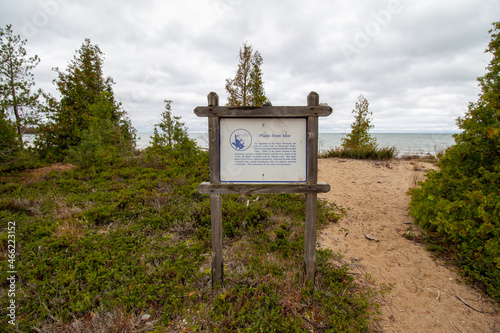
[{"x1": 317, "y1": 158, "x2": 499, "y2": 332}]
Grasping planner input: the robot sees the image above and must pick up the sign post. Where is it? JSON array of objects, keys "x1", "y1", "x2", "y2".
[{"x1": 195, "y1": 92, "x2": 332, "y2": 286}]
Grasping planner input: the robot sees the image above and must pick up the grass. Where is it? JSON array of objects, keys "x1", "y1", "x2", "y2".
[
  {"x1": 0, "y1": 150, "x2": 378, "y2": 332},
  {"x1": 320, "y1": 146, "x2": 396, "y2": 160}
]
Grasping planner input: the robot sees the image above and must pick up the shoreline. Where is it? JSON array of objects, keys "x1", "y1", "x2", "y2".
[{"x1": 23, "y1": 132, "x2": 457, "y2": 157}]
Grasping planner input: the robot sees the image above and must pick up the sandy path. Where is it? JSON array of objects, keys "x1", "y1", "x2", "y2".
[{"x1": 317, "y1": 158, "x2": 499, "y2": 332}]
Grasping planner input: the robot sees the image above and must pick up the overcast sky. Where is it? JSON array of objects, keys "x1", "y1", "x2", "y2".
[{"x1": 1, "y1": 0, "x2": 497, "y2": 133}]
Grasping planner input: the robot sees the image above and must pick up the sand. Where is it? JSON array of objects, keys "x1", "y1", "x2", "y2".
[{"x1": 317, "y1": 158, "x2": 499, "y2": 332}]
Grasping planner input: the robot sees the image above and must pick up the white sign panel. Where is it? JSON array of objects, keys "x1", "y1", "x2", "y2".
[{"x1": 220, "y1": 118, "x2": 307, "y2": 183}]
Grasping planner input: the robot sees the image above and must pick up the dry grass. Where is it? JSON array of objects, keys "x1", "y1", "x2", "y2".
[
  {"x1": 27, "y1": 163, "x2": 77, "y2": 176},
  {"x1": 53, "y1": 217, "x2": 88, "y2": 239},
  {"x1": 20, "y1": 163, "x2": 76, "y2": 184},
  {"x1": 54, "y1": 198, "x2": 83, "y2": 219},
  {"x1": 35, "y1": 308, "x2": 159, "y2": 333},
  {"x1": 397, "y1": 153, "x2": 439, "y2": 164},
  {"x1": 8, "y1": 198, "x2": 44, "y2": 216}
]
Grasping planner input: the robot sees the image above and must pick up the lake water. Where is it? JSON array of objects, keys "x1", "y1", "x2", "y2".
[{"x1": 136, "y1": 132, "x2": 457, "y2": 157}]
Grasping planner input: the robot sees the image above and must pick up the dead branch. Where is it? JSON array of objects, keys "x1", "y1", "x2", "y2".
[{"x1": 455, "y1": 295, "x2": 496, "y2": 315}]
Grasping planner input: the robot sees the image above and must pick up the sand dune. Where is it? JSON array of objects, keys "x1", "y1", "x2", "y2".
[{"x1": 318, "y1": 158, "x2": 499, "y2": 332}]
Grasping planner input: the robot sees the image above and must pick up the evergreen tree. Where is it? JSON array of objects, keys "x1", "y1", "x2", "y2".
[
  {"x1": 146, "y1": 99, "x2": 198, "y2": 165},
  {"x1": 150, "y1": 100, "x2": 195, "y2": 150},
  {"x1": 66, "y1": 91, "x2": 136, "y2": 167},
  {"x1": 37, "y1": 39, "x2": 135, "y2": 161},
  {"x1": 0, "y1": 112, "x2": 22, "y2": 170},
  {"x1": 249, "y1": 51, "x2": 267, "y2": 106},
  {"x1": 409, "y1": 22, "x2": 500, "y2": 301},
  {"x1": 341, "y1": 95, "x2": 376, "y2": 149},
  {"x1": 0, "y1": 24, "x2": 41, "y2": 147},
  {"x1": 225, "y1": 43, "x2": 268, "y2": 106}
]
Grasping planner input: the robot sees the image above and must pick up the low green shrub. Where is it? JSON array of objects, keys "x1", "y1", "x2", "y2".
[
  {"x1": 409, "y1": 22, "x2": 500, "y2": 303},
  {"x1": 409, "y1": 159, "x2": 500, "y2": 301},
  {"x1": 1, "y1": 146, "x2": 377, "y2": 331}
]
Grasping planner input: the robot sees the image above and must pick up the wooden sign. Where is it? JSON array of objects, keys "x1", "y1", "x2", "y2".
[
  {"x1": 194, "y1": 91, "x2": 332, "y2": 286},
  {"x1": 219, "y1": 118, "x2": 307, "y2": 183}
]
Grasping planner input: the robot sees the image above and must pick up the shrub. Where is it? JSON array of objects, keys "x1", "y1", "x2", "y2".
[
  {"x1": 0, "y1": 147, "x2": 377, "y2": 331},
  {"x1": 409, "y1": 22, "x2": 500, "y2": 302}
]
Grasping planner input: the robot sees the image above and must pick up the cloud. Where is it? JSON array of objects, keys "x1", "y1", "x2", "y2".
[{"x1": 1, "y1": 0, "x2": 498, "y2": 133}]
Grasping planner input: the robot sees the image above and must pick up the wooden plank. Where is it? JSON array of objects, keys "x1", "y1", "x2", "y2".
[
  {"x1": 210, "y1": 193, "x2": 223, "y2": 286},
  {"x1": 207, "y1": 92, "x2": 220, "y2": 184},
  {"x1": 207, "y1": 93, "x2": 223, "y2": 287},
  {"x1": 208, "y1": 92, "x2": 219, "y2": 106},
  {"x1": 307, "y1": 91, "x2": 319, "y2": 106},
  {"x1": 304, "y1": 193, "x2": 317, "y2": 283},
  {"x1": 208, "y1": 116, "x2": 220, "y2": 184},
  {"x1": 194, "y1": 105, "x2": 332, "y2": 117},
  {"x1": 307, "y1": 116, "x2": 319, "y2": 185},
  {"x1": 304, "y1": 92, "x2": 319, "y2": 283},
  {"x1": 197, "y1": 182, "x2": 330, "y2": 194},
  {"x1": 307, "y1": 90, "x2": 320, "y2": 185}
]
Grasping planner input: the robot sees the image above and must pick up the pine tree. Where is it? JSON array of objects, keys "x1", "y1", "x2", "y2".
[
  {"x1": 0, "y1": 24, "x2": 41, "y2": 147},
  {"x1": 37, "y1": 39, "x2": 135, "y2": 161},
  {"x1": 249, "y1": 51, "x2": 267, "y2": 106},
  {"x1": 66, "y1": 91, "x2": 136, "y2": 166},
  {"x1": 225, "y1": 43, "x2": 268, "y2": 106},
  {"x1": 150, "y1": 99, "x2": 191, "y2": 150},
  {"x1": 341, "y1": 95, "x2": 376, "y2": 149},
  {"x1": 146, "y1": 99, "x2": 197, "y2": 164}
]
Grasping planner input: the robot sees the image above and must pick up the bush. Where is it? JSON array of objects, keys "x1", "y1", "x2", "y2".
[{"x1": 409, "y1": 22, "x2": 500, "y2": 302}]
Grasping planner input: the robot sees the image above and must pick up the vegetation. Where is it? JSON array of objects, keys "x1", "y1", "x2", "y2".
[
  {"x1": 225, "y1": 43, "x2": 269, "y2": 107},
  {"x1": 36, "y1": 39, "x2": 135, "y2": 163},
  {"x1": 0, "y1": 125, "x2": 378, "y2": 332},
  {"x1": 0, "y1": 25, "x2": 44, "y2": 172},
  {"x1": 341, "y1": 95, "x2": 376, "y2": 150},
  {"x1": 321, "y1": 95, "x2": 395, "y2": 160},
  {"x1": 0, "y1": 24, "x2": 41, "y2": 147},
  {"x1": 320, "y1": 145, "x2": 396, "y2": 160},
  {"x1": 0, "y1": 114, "x2": 22, "y2": 170},
  {"x1": 147, "y1": 99, "x2": 197, "y2": 158},
  {"x1": 409, "y1": 22, "x2": 500, "y2": 302}
]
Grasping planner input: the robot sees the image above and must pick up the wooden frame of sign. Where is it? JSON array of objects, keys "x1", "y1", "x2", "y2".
[{"x1": 194, "y1": 91, "x2": 332, "y2": 286}]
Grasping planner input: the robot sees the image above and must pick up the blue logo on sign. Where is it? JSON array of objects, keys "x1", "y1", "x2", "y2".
[{"x1": 230, "y1": 129, "x2": 252, "y2": 151}]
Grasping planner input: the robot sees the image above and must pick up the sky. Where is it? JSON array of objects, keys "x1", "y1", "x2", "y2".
[{"x1": 1, "y1": 0, "x2": 498, "y2": 133}]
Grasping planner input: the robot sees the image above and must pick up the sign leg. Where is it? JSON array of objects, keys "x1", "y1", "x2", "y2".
[
  {"x1": 210, "y1": 193, "x2": 223, "y2": 287},
  {"x1": 304, "y1": 193, "x2": 317, "y2": 283}
]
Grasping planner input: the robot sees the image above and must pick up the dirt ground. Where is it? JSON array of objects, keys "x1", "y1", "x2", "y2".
[{"x1": 317, "y1": 158, "x2": 499, "y2": 333}]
